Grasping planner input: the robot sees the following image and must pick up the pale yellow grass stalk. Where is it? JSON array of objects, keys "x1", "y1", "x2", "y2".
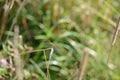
[{"x1": 77, "y1": 48, "x2": 88, "y2": 80}]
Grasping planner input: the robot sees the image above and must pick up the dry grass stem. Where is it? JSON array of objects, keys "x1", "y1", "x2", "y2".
[
  {"x1": 5, "y1": 0, "x2": 27, "y2": 43},
  {"x1": 0, "y1": 1, "x2": 10, "y2": 40},
  {"x1": 14, "y1": 25, "x2": 24, "y2": 80},
  {"x1": 43, "y1": 50, "x2": 51, "y2": 80},
  {"x1": 112, "y1": 17, "x2": 120, "y2": 46},
  {"x1": 77, "y1": 48, "x2": 88, "y2": 80},
  {"x1": 107, "y1": 16, "x2": 120, "y2": 63}
]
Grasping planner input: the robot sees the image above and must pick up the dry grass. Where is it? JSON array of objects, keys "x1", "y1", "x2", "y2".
[
  {"x1": 77, "y1": 48, "x2": 88, "y2": 80},
  {"x1": 107, "y1": 16, "x2": 120, "y2": 63}
]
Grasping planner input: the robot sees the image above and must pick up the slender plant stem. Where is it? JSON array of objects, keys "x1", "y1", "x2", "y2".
[
  {"x1": 5, "y1": 0, "x2": 27, "y2": 44},
  {"x1": 77, "y1": 48, "x2": 88, "y2": 80},
  {"x1": 107, "y1": 16, "x2": 120, "y2": 63},
  {"x1": 14, "y1": 25, "x2": 24, "y2": 80}
]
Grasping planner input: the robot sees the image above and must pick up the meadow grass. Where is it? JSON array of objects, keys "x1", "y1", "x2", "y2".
[{"x1": 0, "y1": 0, "x2": 120, "y2": 80}]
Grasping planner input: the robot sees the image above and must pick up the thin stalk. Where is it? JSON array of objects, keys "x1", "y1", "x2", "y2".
[
  {"x1": 43, "y1": 50, "x2": 50, "y2": 80},
  {"x1": 0, "y1": 1, "x2": 10, "y2": 40},
  {"x1": 107, "y1": 16, "x2": 120, "y2": 63},
  {"x1": 14, "y1": 25, "x2": 24, "y2": 80},
  {"x1": 5, "y1": 0, "x2": 27, "y2": 43},
  {"x1": 77, "y1": 48, "x2": 88, "y2": 80}
]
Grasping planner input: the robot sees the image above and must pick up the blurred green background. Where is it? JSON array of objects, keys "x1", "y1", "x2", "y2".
[{"x1": 0, "y1": 0, "x2": 120, "y2": 80}]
